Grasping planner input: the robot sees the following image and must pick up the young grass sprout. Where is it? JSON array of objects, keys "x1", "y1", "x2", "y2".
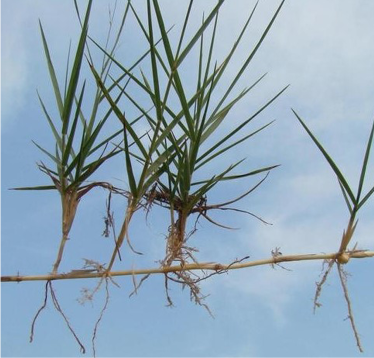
[{"x1": 293, "y1": 109, "x2": 374, "y2": 352}]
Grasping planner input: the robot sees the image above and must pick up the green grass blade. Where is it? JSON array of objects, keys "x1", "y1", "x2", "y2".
[
  {"x1": 62, "y1": 0, "x2": 92, "y2": 134},
  {"x1": 198, "y1": 85, "x2": 288, "y2": 166},
  {"x1": 176, "y1": 0, "x2": 225, "y2": 67},
  {"x1": 87, "y1": 128, "x2": 123, "y2": 157},
  {"x1": 85, "y1": 55, "x2": 130, "y2": 137},
  {"x1": 85, "y1": 84, "x2": 129, "y2": 157},
  {"x1": 192, "y1": 164, "x2": 278, "y2": 186},
  {"x1": 194, "y1": 15, "x2": 206, "y2": 129},
  {"x1": 189, "y1": 63, "x2": 219, "y2": 173},
  {"x1": 73, "y1": 148, "x2": 121, "y2": 188},
  {"x1": 201, "y1": 86, "x2": 254, "y2": 143},
  {"x1": 292, "y1": 109, "x2": 356, "y2": 205},
  {"x1": 90, "y1": 64, "x2": 147, "y2": 158},
  {"x1": 218, "y1": 165, "x2": 280, "y2": 182},
  {"x1": 39, "y1": 21, "x2": 64, "y2": 117},
  {"x1": 203, "y1": 72, "x2": 267, "y2": 132},
  {"x1": 144, "y1": 135, "x2": 185, "y2": 180},
  {"x1": 64, "y1": 41, "x2": 72, "y2": 99},
  {"x1": 62, "y1": 81, "x2": 86, "y2": 166},
  {"x1": 208, "y1": 1, "x2": 258, "y2": 98},
  {"x1": 152, "y1": 0, "x2": 196, "y2": 139},
  {"x1": 37, "y1": 91, "x2": 62, "y2": 151},
  {"x1": 129, "y1": 2, "x2": 189, "y2": 126},
  {"x1": 10, "y1": 185, "x2": 57, "y2": 191},
  {"x1": 146, "y1": 0, "x2": 164, "y2": 153},
  {"x1": 189, "y1": 160, "x2": 247, "y2": 207},
  {"x1": 180, "y1": 145, "x2": 191, "y2": 201},
  {"x1": 124, "y1": 76, "x2": 190, "y2": 138},
  {"x1": 64, "y1": 116, "x2": 107, "y2": 178},
  {"x1": 72, "y1": 124, "x2": 87, "y2": 182},
  {"x1": 211, "y1": 0, "x2": 285, "y2": 119},
  {"x1": 175, "y1": 0, "x2": 194, "y2": 58},
  {"x1": 357, "y1": 185, "x2": 374, "y2": 211},
  {"x1": 356, "y1": 118, "x2": 374, "y2": 203},
  {"x1": 90, "y1": 26, "x2": 172, "y2": 104},
  {"x1": 194, "y1": 13, "x2": 219, "y2": 132},
  {"x1": 123, "y1": 125, "x2": 138, "y2": 196},
  {"x1": 338, "y1": 180, "x2": 353, "y2": 214},
  {"x1": 197, "y1": 121, "x2": 275, "y2": 170},
  {"x1": 32, "y1": 141, "x2": 60, "y2": 165},
  {"x1": 80, "y1": 145, "x2": 121, "y2": 174},
  {"x1": 96, "y1": 36, "x2": 219, "y2": 139},
  {"x1": 142, "y1": 136, "x2": 187, "y2": 194}
]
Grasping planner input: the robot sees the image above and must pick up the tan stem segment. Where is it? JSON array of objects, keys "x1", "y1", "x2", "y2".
[
  {"x1": 105, "y1": 204, "x2": 136, "y2": 273},
  {"x1": 338, "y1": 216, "x2": 358, "y2": 260},
  {"x1": 52, "y1": 191, "x2": 79, "y2": 274}
]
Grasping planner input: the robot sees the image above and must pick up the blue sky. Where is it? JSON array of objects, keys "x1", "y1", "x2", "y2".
[{"x1": 2, "y1": 0, "x2": 374, "y2": 357}]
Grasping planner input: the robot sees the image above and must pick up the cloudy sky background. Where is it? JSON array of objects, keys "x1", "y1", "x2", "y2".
[{"x1": 2, "y1": 0, "x2": 374, "y2": 356}]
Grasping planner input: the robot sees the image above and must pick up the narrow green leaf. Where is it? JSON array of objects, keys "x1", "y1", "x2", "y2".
[
  {"x1": 90, "y1": 26, "x2": 172, "y2": 104},
  {"x1": 192, "y1": 164, "x2": 279, "y2": 186},
  {"x1": 356, "y1": 118, "x2": 374, "y2": 203},
  {"x1": 39, "y1": 21, "x2": 64, "y2": 117},
  {"x1": 62, "y1": 0, "x2": 92, "y2": 134},
  {"x1": 292, "y1": 109, "x2": 356, "y2": 205},
  {"x1": 37, "y1": 91, "x2": 62, "y2": 150},
  {"x1": 357, "y1": 184, "x2": 374, "y2": 210},
  {"x1": 32, "y1": 140, "x2": 60, "y2": 165},
  {"x1": 72, "y1": 148, "x2": 121, "y2": 188},
  {"x1": 203, "y1": 72, "x2": 267, "y2": 133},
  {"x1": 175, "y1": 0, "x2": 194, "y2": 58},
  {"x1": 55, "y1": 143, "x2": 67, "y2": 187},
  {"x1": 218, "y1": 165, "x2": 280, "y2": 182},
  {"x1": 181, "y1": 145, "x2": 191, "y2": 201},
  {"x1": 146, "y1": 0, "x2": 164, "y2": 153},
  {"x1": 207, "y1": 1, "x2": 258, "y2": 100},
  {"x1": 194, "y1": 13, "x2": 219, "y2": 132},
  {"x1": 176, "y1": 0, "x2": 225, "y2": 67},
  {"x1": 152, "y1": 0, "x2": 196, "y2": 139},
  {"x1": 144, "y1": 135, "x2": 185, "y2": 180},
  {"x1": 64, "y1": 41, "x2": 72, "y2": 100},
  {"x1": 123, "y1": 125, "x2": 138, "y2": 196},
  {"x1": 197, "y1": 121, "x2": 275, "y2": 170},
  {"x1": 201, "y1": 86, "x2": 252, "y2": 143},
  {"x1": 189, "y1": 160, "x2": 247, "y2": 208},
  {"x1": 87, "y1": 128, "x2": 123, "y2": 157},
  {"x1": 129, "y1": 1, "x2": 189, "y2": 129},
  {"x1": 142, "y1": 139, "x2": 186, "y2": 194},
  {"x1": 197, "y1": 85, "x2": 288, "y2": 166},
  {"x1": 62, "y1": 81, "x2": 86, "y2": 166},
  {"x1": 210, "y1": 0, "x2": 285, "y2": 119},
  {"x1": 90, "y1": 64, "x2": 148, "y2": 158},
  {"x1": 97, "y1": 36, "x2": 221, "y2": 140},
  {"x1": 73, "y1": 123, "x2": 87, "y2": 182},
  {"x1": 189, "y1": 63, "x2": 219, "y2": 173},
  {"x1": 338, "y1": 180, "x2": 353, "y2": 214},
  {"x1": 10, "y1": 185, "x2": 57, "y2": 191}
]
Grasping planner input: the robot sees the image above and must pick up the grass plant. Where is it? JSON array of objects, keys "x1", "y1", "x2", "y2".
[
  {"x1": 12, "y1": 0, "x2": 130, "y2": 274},
  {"x1": 89, "y1": 0, "x2": 286, "y2": 281},
  {"x1": 292, "y1": 110, "x2": 374, "y2": 352}
]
